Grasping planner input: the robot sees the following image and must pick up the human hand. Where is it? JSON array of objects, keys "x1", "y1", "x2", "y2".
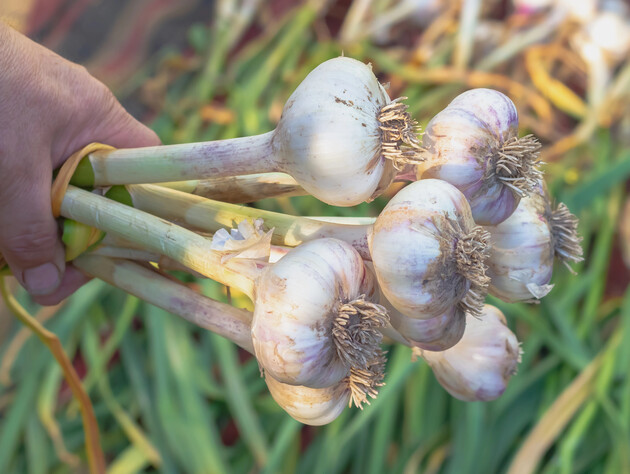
[{"x1": 0, "y1": 22, "x2": 161, "y2": 305}]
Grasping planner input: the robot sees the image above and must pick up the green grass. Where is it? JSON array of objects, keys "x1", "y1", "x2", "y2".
[{"x1": 1, "y1": 3, "x2": 629, "y2": 473}]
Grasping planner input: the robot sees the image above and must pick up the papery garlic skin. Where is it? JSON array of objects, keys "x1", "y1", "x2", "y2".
[
  {"x1": 420, "y1": 89, "x2": 541, "y2": 225},
  {"x1": 274, "y1": 57, "x2": 400, "y2": 206},
  {"x1": 265, "y1": 376, "x2": 350, "y2": 426},
  {"x1": 419, "y1": 305, "x2": 521, "y2": 401},
  {"x1": 484, "y1": 187, "x2": 582, "y2": 303},
  {"x1": 369, "y1": 179, "x2": 490, "y2": 320},
  {"x1": 484, "y1": 192, "x2": 553, "y2": 302},
  {"x1": 252, "y1": 238, "x2": 386, "y2": 389}
]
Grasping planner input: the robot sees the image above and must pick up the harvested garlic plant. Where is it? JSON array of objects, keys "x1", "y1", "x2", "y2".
[
  {"x1": 484, "y1": 184, "x2": 583, "y2": 303},
  {"x1": 73, "y1": 57, "x2": 422, "y2": 206},
  {"x1": 418, "y1": 304, "x2": 522, "y2": 401},
  {"x1": 419, "y1": 88, "x2": 542, "y2": 225},
  {"x1": 252, "y1": 238, "x2": 389, "y2": 397},
  {"x1": 369, "y1": 179, "x2": 491, "y2": 322}
]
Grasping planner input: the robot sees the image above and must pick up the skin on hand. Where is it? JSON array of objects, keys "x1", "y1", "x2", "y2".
[{"x1": 0, "y1": 22, "x2": 161, "y2": 305}]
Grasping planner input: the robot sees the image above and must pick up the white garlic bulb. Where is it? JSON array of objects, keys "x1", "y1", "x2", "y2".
[
  {"x1": 419, "y1": 88, "x2": 542, "y2": 225},
  {"x1": 419, "y1": 305, "x2": 522, "y2": 401},
  {"x1": 273, "y1": 56, "x2": 420, "y2": 206},
  {"x1": 252, "y1": 238, "x2": 388, "y2": 396},
  {"x1": 265, "y1": 376, "x2": 350, "y2": 426},
  {"x1": 368, "y1": 179, "x2": 491, "y2": 321},
  {"x1": 484, "y1": 185, "x2": 582, "y2": 302}
]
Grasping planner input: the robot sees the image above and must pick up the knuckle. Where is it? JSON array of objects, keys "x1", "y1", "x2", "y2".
[{"x1": 1, "y1": 223, "x2": 58, "y2": 261}]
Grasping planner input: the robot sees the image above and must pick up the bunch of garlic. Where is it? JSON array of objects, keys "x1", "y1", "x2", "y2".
[{"x1": 44, "y1": 55, "x2": 586, "y2": 427}]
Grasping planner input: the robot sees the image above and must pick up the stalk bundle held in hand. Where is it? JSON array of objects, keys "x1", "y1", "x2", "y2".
[{"x1": 0, "y1": 56, "x2": 583, "y2": 429}]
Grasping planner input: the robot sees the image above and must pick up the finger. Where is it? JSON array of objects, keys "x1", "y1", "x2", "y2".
[
  {"x1": 32, "y1": 265, "x2": 91, "y2": 306},
  {"x1": 0, "y1": 158, "x2": 65, "y2": 296}
]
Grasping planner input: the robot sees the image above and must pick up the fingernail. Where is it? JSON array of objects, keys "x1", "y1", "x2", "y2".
[{"x1": 22, "y1": 263, "x2": 62, "y2": 296}]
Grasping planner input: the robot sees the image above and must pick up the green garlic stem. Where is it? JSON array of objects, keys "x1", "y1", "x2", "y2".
[
  {"x1": 126, "y1": 184, "x2": 373, "y2": 259},
  {"x1": 61, "y1": 186, "x2": 259, "y2": 299},
  {"x1": 160, "y1": 172, "x2": 306, "y2": 203},
  {"x1": 72, "y1": 131, "x2": 276, "y2": 187},
  {"x1": 74, "y1": 254, "x2": 254, "y2": 353}
]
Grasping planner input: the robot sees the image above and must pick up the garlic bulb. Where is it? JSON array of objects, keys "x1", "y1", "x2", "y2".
[
  {"x1": 273, "y1": 57, "x2": 421, "y2": 205},
  {"x1": 252, "y1": 238, "x2": 389, "y2": 397},
  {"x1": 418, "y1": 304, "x2": 522, "y2": 401},
  {"x1": 77, "y1": 57, "x2": 422, "y2": 207},
  {"x1": 419, "y1": 88, "x2": 542, "y2": 225},
  {"x1": 265, "y1": 376, "x2": 350, "y2": 426},
  {"x1": 368, "y1": 179, "x2": 491, "y2": 321},
  {"x1": 484, "y1": 185, "x2": 582, "y2": 302}
]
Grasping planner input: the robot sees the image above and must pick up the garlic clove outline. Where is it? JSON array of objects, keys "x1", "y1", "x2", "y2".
[
  {"x1": 378, "y1": 286, "x2": 466, "y2": 351},
  {"x1": 265, "y1": 375, "x2": 350, "y2": 426},
  {"x1": 420, "y1": 88, "x2": 542, "y2": 225},
  {"x1": 368, "y1": 179, "x2": 491, "y2": 320},
  {"x1": 418, "y1": 304, "x2": 522, "y2": 401},
  {"x1": 394, "y1": 306, "x2": 466, "y2": 352},
  {"x1": 252, "y1": 238, "x2": 389, "y2": 397},
  {"x1": 265, "y1": 354, "x2": 386, "y2": 425}
]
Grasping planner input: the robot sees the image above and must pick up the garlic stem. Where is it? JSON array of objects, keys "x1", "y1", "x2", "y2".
[
  {"x1": 89, "y1": 246, "x2": 205, "y2": 276},
  {"x1": 73, "y1": 254, "x2": 254, "y2": 353},
  {"x1": 73, "y1": 132, "x2": 276, "y2": 187},
  {"x1": 126, "y1": 184, "x2": 372, "y2": 259},
  {"x1": 159, "y1": 173, "x2": 306, "y2": 203},
  {"x1": 61, "y1": 186, "x2": 260, "y2": 299}
]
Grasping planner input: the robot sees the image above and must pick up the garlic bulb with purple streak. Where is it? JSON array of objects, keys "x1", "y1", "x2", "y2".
[
  {"x1": 252, "y1": 238, "x2": 389, "y2": 403},
  {"x1": 484, "y1": 185, "x2": 582, "y2": 303},
  {"x1": 368, "y1": 179, "x2": 491, "y2": 321},
  {"x1": 419, "y1": 89, "x2": 542, "y2": 225},
  {"x1": 418, "y1": 305, "x2": 521, "y2": 401}
]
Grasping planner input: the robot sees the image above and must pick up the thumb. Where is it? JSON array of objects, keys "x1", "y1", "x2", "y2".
[{"x1": 0, "y1": 157, "x2": 65, "y2": 296}]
